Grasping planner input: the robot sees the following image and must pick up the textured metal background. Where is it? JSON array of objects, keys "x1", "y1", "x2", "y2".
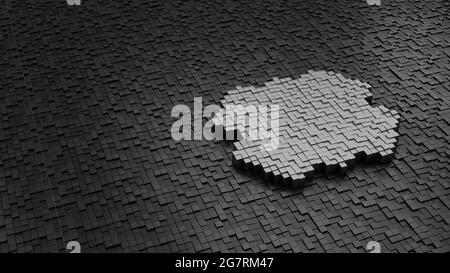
[{"x1": 1, "y1": 0, "x2": 449, "y2": 252}]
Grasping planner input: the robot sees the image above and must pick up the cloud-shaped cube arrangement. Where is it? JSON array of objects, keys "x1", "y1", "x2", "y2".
[{"x1": 214, "y1": 70, "x2": 400, "y2": 187}]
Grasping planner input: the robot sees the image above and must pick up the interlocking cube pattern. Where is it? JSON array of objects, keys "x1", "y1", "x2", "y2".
[
  {"x1": 1, "y1": 0, "x2": 449, "y2": 253},
  {"x1": 215, "y1": 71, "x2": 400, "y2": 187}
]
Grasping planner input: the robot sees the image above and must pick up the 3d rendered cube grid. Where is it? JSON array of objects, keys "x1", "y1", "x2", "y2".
[{"x1": 1, "y1": 0, "x2": 449, "y2": 252}]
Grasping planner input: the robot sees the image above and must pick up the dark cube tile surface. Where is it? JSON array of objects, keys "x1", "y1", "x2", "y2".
[{"x1": 0, "y1": 0, "x2": 449, "y2": 252}]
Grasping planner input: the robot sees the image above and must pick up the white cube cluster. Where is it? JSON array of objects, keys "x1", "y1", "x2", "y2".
[{"x1": 214, "y1": 70, "x2": 400, "y2": 187}]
